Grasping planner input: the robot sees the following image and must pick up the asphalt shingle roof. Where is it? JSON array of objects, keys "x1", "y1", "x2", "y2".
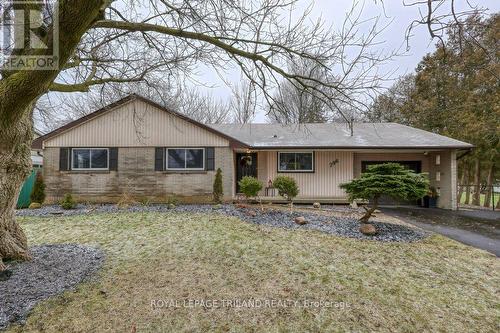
[{"x1": 209, "y1": 123, "x2": 473, "y2": 149}]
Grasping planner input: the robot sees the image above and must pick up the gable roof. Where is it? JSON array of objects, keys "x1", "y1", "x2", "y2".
[
  {"x1": 32, "y1": 94, "x2": 248, "y2": 149},
  {"x1": 210, "y1": 123, "x2": 473, "y2": 149},
  {"x1": 33, "y1": 94, "x2": 473, "y2": 150}
]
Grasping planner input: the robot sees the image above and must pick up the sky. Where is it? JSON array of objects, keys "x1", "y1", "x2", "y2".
[{"x1": 190, "y1": 0, "x2": 500, "y2": 122}]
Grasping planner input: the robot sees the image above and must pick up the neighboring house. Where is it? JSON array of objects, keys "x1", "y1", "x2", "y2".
[
  {"x1": 31, "y1": 130, "x2": 43, "y2": 168},
  {"x1": 32, "y1": 94, "x2": 473, "y2": 210}
]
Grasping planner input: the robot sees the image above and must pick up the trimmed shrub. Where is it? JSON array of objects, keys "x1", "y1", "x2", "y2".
[
  {"x1": 117, "y1": 191, "x2": 136, "y2": 208},
  {"x1": 273, "y1": 176, "x2": 299, "y2": 203},
  {"x1": 60, "y1": 193, "x2": 77, "y2": 210},
  {"x1": 213, "y1": 168, "x2": 223, "y2": 203},
  {"x1": 166, "y1": 195, "x2": 179, "y2": 206},
  {"x1": 340, "y1": 163, "x2": 428, "y2": 223},
  {"x1": 30, "y1": 172, "x2": 46, "y2": 204},
  {"x1": 238, "y1": 176, "x2": 263, "y2": 200},
  {"x1": 28, "y1": 202, "x2": 42, "y2": 209}
]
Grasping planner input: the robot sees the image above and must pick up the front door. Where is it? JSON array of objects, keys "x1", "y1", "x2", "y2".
[{"x1": 236, "y1": 153, "x2": 258, "y2": 193}]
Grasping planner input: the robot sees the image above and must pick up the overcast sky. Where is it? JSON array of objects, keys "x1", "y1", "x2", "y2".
[{"x1": 192, "y1": 0, "x2": 499, "y2": 122}]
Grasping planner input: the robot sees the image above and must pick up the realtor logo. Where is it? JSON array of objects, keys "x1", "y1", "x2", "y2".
[{"x1": 0, "y1": 0, "x2": 59, "y2": 70}]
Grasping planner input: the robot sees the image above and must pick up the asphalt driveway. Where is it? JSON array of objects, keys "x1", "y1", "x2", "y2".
[{"x1": 382, "y1": 206, "x2": 500, "y2": 257}]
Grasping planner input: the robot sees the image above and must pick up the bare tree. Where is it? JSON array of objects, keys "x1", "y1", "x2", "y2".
[
  {"x1": 403, "y1": 0, "x2": 491, "y2": 56},
  {"x1": 35, "y1": 77, "x2": 181, "y2": 131},
  {"x1": 230, "y1": 78, "x2": 256, "y2": 124},
  {"x1": 36, "y1": 81, "x2": 230, "y2": 131},
  {"x1": 268, "y1": 58, "x2": 329, "y2": 124},
  {"x1": 178, "y1": 89, "x2": 232, "y2": 124},
  {"x1": 0, "y1": 0, "x2": 391, "y2": 269}
]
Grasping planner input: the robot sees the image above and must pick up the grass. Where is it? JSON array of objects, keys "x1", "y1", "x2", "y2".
[
  {"x1": 7, "y1": 211, "x2": 500, "y2": 332},
  {"x1": 460, "y1": 192, "x2": 500, "y2": 207}
]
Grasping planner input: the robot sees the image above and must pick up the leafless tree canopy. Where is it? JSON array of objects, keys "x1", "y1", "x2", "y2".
[
  {"x1": 1, "y1": 0, "x2": 394, "y2": 131},
  {"x1": 403, "y1": 0, "x2": 491, "y2": 55},
  {"x1": 230, "y1": 78, "x2": 257, "y2": 124},
  {"x1": 268, "y1": 58, "x2": 330, "y2": 124}
]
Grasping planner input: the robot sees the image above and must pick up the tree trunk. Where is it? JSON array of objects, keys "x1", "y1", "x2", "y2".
[
  {"x1": 483, "y1": 164, "x2": 494, "y2": 208},
  {"x1": 0, "y1": 109, "x2": 33, "y2": 270},
  {"x1": 360, "y1": 196, "x2": 379, "y2": 223},
  {"x1": 472, "y1": 159, "x2": 481, "y2": 206},
  {"x1": 464, "y1": 164, "x2": 472, "y2": 205},
  {"x1": 457, "y1": 165, "x2": 467, "y2": 205},
  {"x1": 0, "y1": 0, "x2": 109, "y2": 271}
]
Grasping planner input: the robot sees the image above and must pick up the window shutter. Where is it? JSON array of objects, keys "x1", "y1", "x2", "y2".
[
  {"x1": 59, "y1": 148, "x2": 70, "y2": 171},
  {"x1": 155, "y1": 147, "x2": 164, "y2": 171},
  {"x1": 109, "y1": 148, "x2": 118, "y2": 171},
  {"x1": 206, "y1": 147, "x2": 215, "y2": 171}
]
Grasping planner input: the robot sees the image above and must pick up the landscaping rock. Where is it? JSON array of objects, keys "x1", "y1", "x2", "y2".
[
  {"x1": 16, "y1": 204, "x2": 427, "y2": 243},
  {"x1": 294, "y1": 216, "x2": 308, "y2": 225},
  {"x1": 313, "y1": 202, "x2": 321, "y2": 209},
  {"x1": 246, "y1": 210, "x2": 257, "y2": 217},
  {"x1": 0, "y1": 244, "x2": 104, "y2": 330},
  {"x1": 359, "y1": 224, "x2": 377, "y2": 236},
  {"x1": 168, "y1": 203, "x2": 176, "y2": 209},
  {"x1": 350, "y1": 201, "x2": 358, "y2": 208},
  {"x1": 235, "y1": 203, "x2": 249, "y2": 209},
  {"x1": 0, "y1": 270, "x2": 12, "y2": 282},
  {"x1": 28, "y1": 202, "x2": 42, "y2": 209}
]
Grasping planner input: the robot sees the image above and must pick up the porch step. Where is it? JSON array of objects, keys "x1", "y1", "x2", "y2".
[{"x1": 235, "y1": 196, "x2": 351, "y2": 204}]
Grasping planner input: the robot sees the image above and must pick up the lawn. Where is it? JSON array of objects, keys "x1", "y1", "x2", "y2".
[
  {"x1": 7, "y1": 211, "x2": 500, "y2": 332},
  {"x1": 459, "y1": 192, "x2": 500, "y2": 207}
]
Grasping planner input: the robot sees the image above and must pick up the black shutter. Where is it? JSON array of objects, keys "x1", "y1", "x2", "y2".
[
  {"x1": 206, "y1": 147, "x2": 215, "y2": 171},
  {"x1": 155, "y1": 147, "x2": 164, "y2": 171},
  {"x1": 109, "y1": 148, "x2": 118, "y2": 171},
  {"x1": 59, "y1": 148, "x2": 70, "y2": 171}
]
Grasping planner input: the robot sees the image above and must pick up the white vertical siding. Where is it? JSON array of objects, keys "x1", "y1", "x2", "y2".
[
  {"x1": 259, "y1": 150, "x2": 353, "y2": 198},
  {"x1": 44, "y1": 99, "x2": 230, "y2": 147}
]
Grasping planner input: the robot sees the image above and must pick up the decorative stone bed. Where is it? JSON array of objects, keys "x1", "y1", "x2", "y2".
[
  {"x1": 0, "y1": 245, "x2": 104, "y2": 330},
  {"x1": 16, "y1": 204, "x2": 428, "y2": 243}
]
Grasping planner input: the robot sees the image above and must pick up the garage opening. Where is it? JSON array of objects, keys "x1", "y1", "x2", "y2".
[{"x1": 361, "y1": 160, "x2": 423, "y2": 206}]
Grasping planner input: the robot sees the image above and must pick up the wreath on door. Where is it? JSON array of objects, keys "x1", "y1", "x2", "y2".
[{"x1": 240, "y1": 155, "x2": 253, "y2": 167}]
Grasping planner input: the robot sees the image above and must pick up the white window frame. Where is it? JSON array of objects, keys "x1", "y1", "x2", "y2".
[
  {"x1": 166, "y1": 148, "x2": 205, "y2": 171},
  {"x1": 436, "y1": 171, "x2": 441, "y2": 181},
  {"x1": 71, "y1": 148, "x2": 109, "y2": 171},
  {"x1": 436, "y1": 155, "x2": 441, "y2": 165},
  {"x1": 278, "y1": 151, "x2": 314, "y2": 172}
]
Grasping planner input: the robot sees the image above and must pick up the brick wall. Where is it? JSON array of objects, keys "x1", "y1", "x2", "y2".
[{"x1": 43, "y1": 147, "x2": 234, "y2": 203}]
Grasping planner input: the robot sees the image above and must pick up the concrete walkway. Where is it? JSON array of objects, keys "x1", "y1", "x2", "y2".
[{"x1": 382, "y1": 206, "x2": 500, "y2": 257}]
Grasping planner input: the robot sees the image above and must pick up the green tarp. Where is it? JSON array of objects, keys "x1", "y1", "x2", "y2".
[{"x1": 16, "y1": 169, "x2": 38, "y2": 209}]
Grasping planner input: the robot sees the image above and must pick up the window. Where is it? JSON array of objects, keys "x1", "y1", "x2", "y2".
[
  {"x1": 72, "y1": 148, "x2": 109, "y2": 170},
  {"x1": 278, "y1": 152, "x2": 313, "y2": 172},
  {"x1": 436, "y1": 171, "x2": 441, "y2": 181},
  {"x1": 436, "y1": 155, "x2": 441, "y2": 165},
  {"x1": 167, "y1": 148, "x2": 205, "y2": 170}
]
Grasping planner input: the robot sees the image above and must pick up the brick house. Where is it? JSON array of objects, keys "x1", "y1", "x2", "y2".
[{"x1": 32, "y1": 94, "x2": 473, "y2": 209}]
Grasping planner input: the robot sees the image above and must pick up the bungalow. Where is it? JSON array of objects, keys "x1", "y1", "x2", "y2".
[{"x1": 32, "y1": 94, "x2": 473, "y2": 210}]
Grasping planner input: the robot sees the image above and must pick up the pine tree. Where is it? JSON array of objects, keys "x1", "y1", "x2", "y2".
[
  {"x1": 30, "y1": 172, "x2": 46, "y2": 204},
  {"x1": 340, "y1": 163, "x2": 429, "y2": 223}
]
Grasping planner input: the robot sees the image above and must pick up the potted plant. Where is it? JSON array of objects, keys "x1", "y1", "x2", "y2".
[{"x1": 423, "y1": 187, "x2": 439, "y2": 208}]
